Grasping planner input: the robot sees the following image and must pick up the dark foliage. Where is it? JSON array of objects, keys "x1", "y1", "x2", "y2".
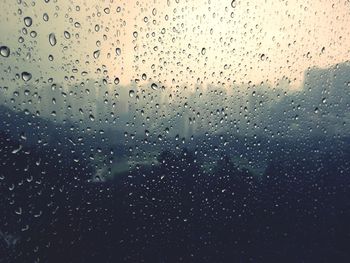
[{"x1": 1, "y1": 132, "x2": 350, "y2": 263}]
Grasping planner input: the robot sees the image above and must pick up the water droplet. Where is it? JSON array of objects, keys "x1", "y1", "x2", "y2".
[
  {"x1": 24, "y1": 17, "x2": 32, "y2": 27},
  {"x1": 12, "y1": 145, "x2": 23, "y2": 154},
  {"x1": 21, "y1": 72, "x2": 32, "y2": 82},
  {"x1": 49, "y1": 33, "x2": 57, "y2": 46},
  {"x1": 104, "y1": 8, "x2": 110, "y2": 14},
  {"x1": 15, "y1": 207, "x2": 22, "y2": 215},
  {"x1": 64, "y1": 31, "x2": 71, "y2": 39},
  {"x1": 151, "y1": 83, "x2": 158, "y2": 90},
  {"x1": 201, "y1": 48, "x2": 206, "y2": 55},
  {"x1": 115, "y1": 47, "x2": 121, "y2": 56},
  {"x1": 30, "y1": 31, "x2": 37, "y2": 38},
  {"x1": 114, "y1": 77, "x2": 120, "y2": 85},
  {"x1": 93, "y1": 50, "x2": 100, "y2": 59},
  {"x1": 43, "y1": 13, "x2": 49, "y2": 22},
  {"x1": 142, "y1": 73, "x2": 147, "y2": 80},
  {"x1": 9, "y1": 184, "x2": 15, "y2": 191},
  {"x1": 231, "y1": 0, "x2": 236, "y2": 8},
  {"x1": 129, "y1": 90, "x2": 135, "y2": 97},
  {"x1": 152, "y1": 8, "x2": 157, "y2": 16},
  {"x1": 0, "y1": 46, "x2": 10, "y2": 57}
]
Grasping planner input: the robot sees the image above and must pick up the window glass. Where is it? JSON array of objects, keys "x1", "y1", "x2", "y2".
[{"x1": 1, "y1": 0, "x2": 350, "y2": 262}]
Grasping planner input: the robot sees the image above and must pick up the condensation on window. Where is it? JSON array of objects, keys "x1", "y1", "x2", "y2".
[{"x1": 1, "y1": 1, "x2": 350, "y2": 262}]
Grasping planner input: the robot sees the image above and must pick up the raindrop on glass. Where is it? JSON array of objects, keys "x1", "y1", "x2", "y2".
[
  {"x1": 0, "y1": 46, "x2": 10, "y2": 57},
  {"x1": 43, "y1": 13, "x2": 49, "y2": 22},
  {"x1": 231, "y1": 0, "x2": 236, "y2": 8},
  {"x1": 64, "y1": 31, "x2": 71, "y2": 39},
  {"x1": 24, "y1": 17, "x2": 32, "y2": 27},
  {"x1": 93, "y1": 50, "x2": 101, "y2": 59},
  {"x1": 49, "y1": 33, "x2": 57, "y2": 46},
  {"x1": 21, "y1": 72, "x2": 32, "y2": 82},
  {"x1": 151, "y1": 83, "x2": 158, "y2": 90}
]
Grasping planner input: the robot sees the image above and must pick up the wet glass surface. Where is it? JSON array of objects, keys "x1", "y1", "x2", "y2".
[{"x1": 1, "y1": 1, "x2": 350, "y2": 262}]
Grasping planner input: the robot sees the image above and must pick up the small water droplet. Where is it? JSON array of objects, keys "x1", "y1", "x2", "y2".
[
  {"x1": 24, "y1": 17, "x2": 32, "y2": 27},
  {"x1": 49, "y1": 33, "x2": 57, "y2": 46},
  {"x1": 64, "y1": 31, "x2": 71, "y2": 39},
  {"x1": 15, "y1": 207, "x2": 22, "y2": 215},
  {"x1": 129, "y1": 90, "x2": 135, "y2": 97},
  {"x1": 152, "y1": 8, "x2": 157, "y2": 16},
  {"x1": 104, "y1": 8, "x2": 110, "y2": 14},
  {"x1": 0, "y1": 46, "x2": 10, "y2": 57},
  {"x1": 115, "y1": 47, "x2": 121, "y2": 56},
  {"x1": 231, "y1": 0, "x2": 236, "y2": 8},
  {"x1": 12, "y1": 145, "x2": 23, "y2": 154},
  {"x1": 21, "y1": 72, "x2": 32, "y2": 82},
  {"x1": 93, "y1": 50, "x2": 100, "y2": 59},
  {"x1": 151, "y1": 83, "x2": 158, "y2": 90},
  {"x1": 43, "y1": 13, "x2": 49, "y2": 22},
  {"x1": 30, "y1": 31, "x2": 37, "y2": 38}
]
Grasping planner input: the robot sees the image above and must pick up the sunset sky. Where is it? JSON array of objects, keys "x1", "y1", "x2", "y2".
[{"x1": 1, "y1": 0, "x2": 350, "y2": 90}]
